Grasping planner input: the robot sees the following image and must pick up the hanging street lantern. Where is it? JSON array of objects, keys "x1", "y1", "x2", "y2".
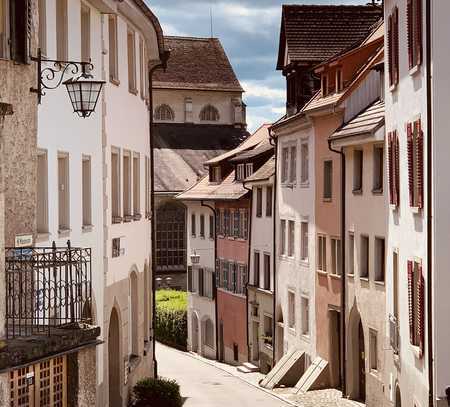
[
  {"x1": 190, "y1": 252, "x2": 200, "y2": 265},
  {"x1": 30, "y1": 48, "x2": 105, "y2": 118}
]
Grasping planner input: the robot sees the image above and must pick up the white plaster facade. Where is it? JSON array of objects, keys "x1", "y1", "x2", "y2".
[
  {"x1": 272, "y1": 116, "x2": 316, "y2": 367},
  {"x1": 36, "y1": 1, "x2": 164, "y2": 405},
  {"x1": 384, "y1": 1, "x2": 429, "y2": 406},
  {"x1": 184, "y1": 200, "x2": 216, "y2": 359}
]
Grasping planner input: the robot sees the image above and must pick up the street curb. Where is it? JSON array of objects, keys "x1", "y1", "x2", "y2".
[{"x1": 157, "y1": 343, "x2": 297, "y2": 406}]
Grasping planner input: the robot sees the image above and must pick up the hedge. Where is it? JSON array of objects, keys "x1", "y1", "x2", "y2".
[
  {"x1": 155, "y1": 290, "x2": 187, "y2": 350},
  {"x1": 130, "y1": 377, "x2": 182, "y2": 407}
]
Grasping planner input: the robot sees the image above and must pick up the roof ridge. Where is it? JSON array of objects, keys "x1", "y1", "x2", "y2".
[{"x1": 164, "y1": 35, "x2": 218, "y2": 41}]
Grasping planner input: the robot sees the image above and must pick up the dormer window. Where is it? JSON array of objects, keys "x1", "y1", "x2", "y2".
[
  {"x1": 245, "y1": 163, "x2": 253, "y2": 178},
  {"x1": 321, "y1": 74, "x2": 328, "y2": 97},
  {"x1": 200, "y1": 105, "x2": 220, "y2": 121},
  {"x1": 154, "y1": 104, "x2": 174, "y2": 121},
  {"x1": 336, "y1": 69, "x2": 343, "y2": 93},
  {"x1": 210, "y1": 166, "x2": 221, "y2": 183},
  {"x1": 236, "y1": 164, "x2": 245, "y2": 181}
]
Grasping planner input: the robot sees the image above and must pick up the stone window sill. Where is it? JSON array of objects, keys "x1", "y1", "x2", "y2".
[
  {"x1": 82, "y1": 225, "x2": 93, "y2": 233},
  {"x1": 58, "y1": 228, "x2": 71, "y2": 238},
  {"x1": 110, "y1": 77, "x2": 120, "y2": 87}
]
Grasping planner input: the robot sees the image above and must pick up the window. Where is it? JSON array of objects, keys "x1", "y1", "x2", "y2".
[
  {"x1": 388, "y1": 131, "x2": 400, "y2": 206},
  {"x1": 353, "y1": 150, "x2": 363, "y2": 192},
  {"x1": 224, "y1": 209, "x2": 230, "y2": 236},
  {"x1": 139, "y1": 37, "x2": 145, "y2": 99},
  {"x1": 82, "y1": 155, "x2": 92, "y2": 227},
  {"x1": 236, "y1": 164, "x2": 245, "y2": 181},
  {"x1": 374, "y1": 237, "x2": 385, "y2": 282},
  {"x1": 288, "y1": 291, "x2": 295, "y2": 329},
  {"x1": 200, "y1": 214, "x2": 205, "y2": 238},
  {"x1": 301, "y1": 297, "x2": 310, "y2": 336},
  {"x1": 287, "y1": 74, "x2": 296, "y2": 108},
  {"x1": 256, "y1": 187, "x2": 262, "y2": 217},
  {"x1": 191, "y1": 213, "x2": 196, "y2": 236},
  {"x1": 373, "y1": 145, "x2": 384, "y2": 192},
  {"x1": 210, "y1": 166, "x2": 221, "y2": 183},
  {"x1": 318, "y1": 235, "x2": 327, "y2": 272},
  {"x1": 264, "y1": 315, "x2": 273, "y2": 346},
  {"x1": 407, "y1": 0, "x2": 422, "y2": 69},
  {"x1": 240, "y1": 209, "x2": 249, "y2": 240},
  {"x1": 336, "y1": 69, "x2": 343, "y2": 92},
  {"x1": 289, "y1": 146, "x2": 297, "y2": 183},
  {"x1": 301, "y1": 221, "x2": 308, "y2": 262},
  {"x1": 0, "y1": 0, "x2": 7, "y2": 58},
  {"x1": 127, "y1": 28, "x2": 136, "y2": 93},
  {"x1": 58, "y1": 153, "x2": 70, "y2": 232},
  {"x1": 288, "y1": 220, "x2": 295, "y2": 257},
  {"x1": 348, "y1": 233, "x2": 355, "y2": 275},
  {"x1": 408, "y1": 259, "x2": 425, "y2": 354},
  {"x1": 80, "y1": 3, "x2": 90, "y2": 62},
  {"x1": 369, "y1": 329, "x2": 378, "y2": 371},
  {"x1": 233, "y1": 210, "x2": 240, "y2": 238},
  {"x1": 407, "y1": 120, "x2": 424, "y2": 208},
  {"x1": 185, "y1": 97, "x2": 193, "y2": 122},
  {"x1": 281, "y1": 147, "x2": 289, "y2": 183},
  {"x1": 200, "y1": 105, "x2": 219, "y2": 121},
  {"x1": 263, "y1": 254, "x2": 270, "y2": 290},
  {"x1": 123, "y1": 151, "x2": 132, "y2": 219},
  {"x1": 205, "y1": 319, "x2": 214, "y2": 348},
  {"x1": 266, "y1": 186, "x2": 272, "y2": 217},
  {"x1": 145, "y1": 156, "x2": 150, "y2": 217},
  {"x1": 331, "y1": 238, "x2": 342, "y2": 275},
  {"x1": 38, "y1": 0, "x2": 47, "y2": 55},
  {"x1": 56, "y1": 0, "x2": 68, "y2": 60},
  {"x1": 253, "y1": 251, "x2": 260, "y2": 287},
  {"x1": 198, "y1": 268, "x2": 204, "y2": 296},
  {"x1": 360, "y1": 235, "x2": 369, "y2": 279},
  {"x1": 1, "y1": 0, "x2": 29, "y2": 62},
  {"x1": 209, "y1": 215, "x2": 214, "y2": 239},
  {"x1": 393, "y1": 251, "x2": 399, "y2": 319},
  {"x1": 112, "y1": 237, "x2": 121, "y2": 257},
  {"x1": 321, "y1": 74, "x2": 328, "y2": 97},
  {"x1": 280, "y1": 220, "x2": 286, "y2": 255},
  {"x1": 108, "y1": 15, "x2": 118, "y2": 81},
  {"x1": 111, "y1": 148, "x2": 121, "y2": 223},
  {"x1": 300, "y1": 142, "x2": 309, "y2": 184},
  {"x1": 133, "y1": 153, "x2": 140, "y2": 218},
  {"x1": 323, "y1": 160, "x2": 333, "y2": 200},
  {"x1": 37, "y1": 150, "x2": 48, "y2": 234},
  {"x1": 388, "y1": 7, "x2": 399, "y2": 87},
  {"x1": 154, "y1": 104, "x2": 174, "y2": 121},
  {"x1": 245, "y1": 163, "x2": 253, "y2": 178}
]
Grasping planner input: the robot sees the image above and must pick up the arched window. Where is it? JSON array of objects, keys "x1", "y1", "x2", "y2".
[
  {"x1": 200, "y1": 104, "x2": 220, "y2": 121},
  {"x1": 154, "y1": 104, "x2": 174, "y2": 121}
]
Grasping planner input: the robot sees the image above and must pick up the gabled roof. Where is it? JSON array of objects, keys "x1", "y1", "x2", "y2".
[
  {"x1": 154, "y1": 123, "x2": 249, "y2": 193},
  {"x1": 153, "y1": 36, "x2": 243, "y2": 92},
  {"x1": 276, "y1": 4, "x2": 382, "y2": 69}
]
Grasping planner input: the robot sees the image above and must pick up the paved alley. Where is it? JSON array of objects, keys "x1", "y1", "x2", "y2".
[{"x1": 156, "y1": 342, "x2": 291, "y2": 407}]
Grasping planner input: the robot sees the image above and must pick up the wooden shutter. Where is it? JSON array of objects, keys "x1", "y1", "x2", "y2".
[
  {"x1": 417, "y1": 262, "x2": 425, "y2": 357},
  {"x1": 415, "y1": 0, "x2": 423, "y2": 66},
  {"x1": 388, "y1": 132, "x2": 394, "y2": 205},
  {"x1": 407, "y1": 260, "x2": 414, "y2": 344},
  {"x1": 407, "y1": 123, "x2": 415, "y2": 206},
  {"x1": 416, "y1": 120, "x2": 424, "y2": 208},
  {"x1": 394, "y1": 132, "x2": 400, "y2": 207},
  {"x1": 388, "y1": 15, "x2": 394, "y2": 86},
  {"x1": 407, "y1": 0, "x2": 413, "y2": 69}
]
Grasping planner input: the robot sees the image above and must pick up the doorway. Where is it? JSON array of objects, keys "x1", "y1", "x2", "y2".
[
  {"x1": 108, "y1": 308, "x2": 122, "y2": 407},
  {"x1": 348, "y1": 303, "x2": 365, "y2": 402},
  {"x1": 328, "y1": 309, "x2": 341, "y2": 388}
]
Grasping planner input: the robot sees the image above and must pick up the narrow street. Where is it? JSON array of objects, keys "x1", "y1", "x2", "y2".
[{"x1": 156, "y1": 343, "x2": 291, "y2": 407}]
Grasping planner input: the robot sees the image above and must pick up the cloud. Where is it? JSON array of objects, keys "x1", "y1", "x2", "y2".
[{"x1": 241, "y1": 81, "x2": 285, "y2": 100}]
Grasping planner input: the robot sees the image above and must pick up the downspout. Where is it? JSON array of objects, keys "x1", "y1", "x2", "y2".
[
  {"x1": 328, "y1": 138, "x2": 346, "y2": 395},
  {"x1": 242, "y1": 182, "x2": 253, "y2": 362},
  {"x1": 269, "y1": 131, "x2": 277, "y2": 365},
  {"x1": 149, "y1": 52, "x2": 169, "y2": 378},
  {"x1": 425, "y1": 0, "x2": 434, "y2": 405},
  {"x1": 200, "y1": 200, "x2": 219, "y2": 360}
]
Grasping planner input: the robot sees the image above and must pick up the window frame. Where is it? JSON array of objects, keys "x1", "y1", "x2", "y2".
[
  {"x1": 256, "y1": 187, "x2": 263, "y2": 218},
  {"x1": 323, "y1": 160, "x2": 333, "y2": 200},
  {"x1": 57, "y1": 152, "x2": 70, "y2": 233},
  {"x1": 353, "y1": 149, "x2": 363, "y2": 193},
  {"x1": 300, "y1": 221, "x2": 309, "y2": 262},
  {"x1": 300, "y1": 140, "x2": 309, "y2": 185},
  {"x1": 80, "y1": 2, "x2": 90, "y2": 62},
  {"x1": 374, "y1": 237, "x2": 385, "y2": 282},
  {"x1": 266, "y1": 186, "x2": 273, "y2": 217},
  {"x1": 360, "y1": 234, "x2": 370, "y2": 279},
  {"x1": 331, "y1": 237, "x2": 342, "y2": 276},
  {"x1": 317, "y1": 235, "x2": 327, "y2": 272},
  {"x1": 108, "y1": 15, "x2": 119, "y2": 82},
  {"x1": 127, "y1": 27, "x2": 137, "y2": 94},
  {"x1": 56, "y1": 0, "x2": 68, "y2": 60},
  {"x1": 373, "y1": 144, "x2": 384, "y2": 193}
]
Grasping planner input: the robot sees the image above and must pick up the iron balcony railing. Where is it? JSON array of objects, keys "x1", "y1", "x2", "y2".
[
  {"x1": 5, "y1": 241, "x2": 92, "y2": 338},
  {"x1": 389, "y1": 314, "x2": 400, "y2": 355}
]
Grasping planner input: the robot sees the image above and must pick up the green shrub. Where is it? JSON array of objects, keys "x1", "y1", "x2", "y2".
[
  {"x1": 155, "y1": 290, "x2": 187, "y2": 349},
  {"x1": 131, "y1": 377, "x2": 182, "y2": 407}
]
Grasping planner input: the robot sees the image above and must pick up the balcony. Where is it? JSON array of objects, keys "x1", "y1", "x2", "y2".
[{"x1": 389, "y1": 314, "x2": 400, "y2": 355}]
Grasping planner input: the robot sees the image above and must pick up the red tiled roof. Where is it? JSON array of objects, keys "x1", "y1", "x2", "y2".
[
  {"x1": 277, "y1": 5, "x2": 382, "y2": 69},
  {"x1": 153, "y1": 36, "x2": 243, "y2": 92}
]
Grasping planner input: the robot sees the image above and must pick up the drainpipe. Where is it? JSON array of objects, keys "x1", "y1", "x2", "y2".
[
  {"x1": 242, "y1": 182, "x2": 253, "y2": 363},
  {"x1": 327, "y1": 139, "x2": 346, "y2": 395},
  {"x1": 148, "y1": 52, "x2": 169, "y2": 378},
  {"x1": 269, "y1": 131, "x2": 277, "y2": 365},
  {"x1": 425, "y1": 0, "x2": 434, "y2": 405},
  {"x1": 200, "y1": 200, "x2": 219, "y2": 361}
]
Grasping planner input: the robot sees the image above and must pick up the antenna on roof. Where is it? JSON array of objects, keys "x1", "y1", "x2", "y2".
[{"x1": 210, "y1": 1, "x2": 214, "y2": 38}]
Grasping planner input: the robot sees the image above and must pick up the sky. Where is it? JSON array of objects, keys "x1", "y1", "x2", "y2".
[{"x1": 147, "y1": 0, "x2": 372, "y2": 133}]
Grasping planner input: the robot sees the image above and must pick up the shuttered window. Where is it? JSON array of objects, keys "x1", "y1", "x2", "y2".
[
  {"x1": 407, "y1": 119, "x2": 424, "y2": 208},
  {"x1": 388, "y1": 7, "x2": 399, "y2": 88},
  {"x1": 407, "y1": 259, "x2": 425, "y2": 357},
  {"x1": 388, "y1": 131, "x2": 400, "y2": 206},
  {"x1": 407, "y1": 0, "x2": 422, "y2": 70}
]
